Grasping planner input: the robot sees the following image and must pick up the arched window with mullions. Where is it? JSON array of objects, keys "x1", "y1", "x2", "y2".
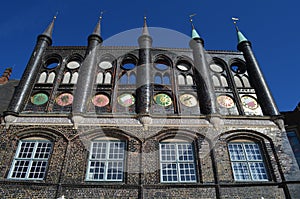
[
  {"x1": 119, "y1": 55, "x2": 137, "y2": 85},
  {"x1": 159, "y1": 138, "x2": 197, "y2": 183},
  {"x1": 228, "y1": 139, "x2": 268, "y2": 181},
  {"x1": 86, "y1": 137, "x2": 126, "y2": 182},
  {"x1": 8, "y1": 138, "x2": 53, "y2": 180}
]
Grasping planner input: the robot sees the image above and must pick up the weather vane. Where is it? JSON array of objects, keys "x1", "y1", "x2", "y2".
[
  {"x1": 54, "y1": 11, "x2": 59, "y2": 20},
  {"x1": 189, "y1": 13, "x2": 197, "y2": 29},
  {"x1": 231, "y1": 17, "x2": 240, "y2": 31},
  {"x1": 100, "y1": 11, "x2": 105, "y2": 21}
]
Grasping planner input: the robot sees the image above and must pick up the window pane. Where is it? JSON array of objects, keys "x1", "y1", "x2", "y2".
[
  {"x1": 232, "y1": 162, "x2": 251, "y2": 181},
  {"x1": 107, "y1": 161, "x2": 123, "y2": 180},
  {"x1": 11, "y1": 160, "x2": 30, "y2": 178},
  {"x1": 35, "y1": 142, "x2": 52, "y2": 159},
  {"x1": 88, "y1": 161, "x2": 105, "y2": 180},
  {"x1": 179, "y1": 163, "x2": 196, "y2": 182},
  {"x1": 91, "y1": 142, "x2": 107, "y2": 159},
  {"x1": 108, "y1": 142, "x2": 125, "y2": 160},
  {"x1": 244, "y1": 143, "x2": 262, "y2": 161},
  {"x1": 177, "y1": 144, "x2": 194, "y2": 161},
  {"x1": 160, "y1": 144, "x2": 176, "y2": 161},
  {"x1": 228, "y1": 143, "x2": 246, "y2": 161},
  {"x1": 161, "y1": 163, "x2": 178, "y2": 182},
  {"x1": 249, "y1": 162, "x2": 268, "y2": 180},
  {"x1": 18, "y1": 142, "x2": 35, "y2": 158},
  {"x1": 28, "y1": 161, "x2": 47, "y2": 179}
]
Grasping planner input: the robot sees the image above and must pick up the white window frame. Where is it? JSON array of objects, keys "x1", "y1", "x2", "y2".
[
  {"x1": 159, "y1": 142, "x2": 197, "y2": 183},
  {"x1": 228, "y1": 142, "x2": 268, "y2": 181},
  {"x1": 8, "y1": 140, "x2": 52, "y2": 180},
  {"x1": 86, "y1": 140, "x2": 125, "y2": 182}
]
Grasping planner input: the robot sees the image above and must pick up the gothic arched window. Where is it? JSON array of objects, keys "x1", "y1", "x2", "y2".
[
  {"x1": 228, "y1": 140, "x2": 268, "y2": 181},
  {"x1": 86, "y1": 138, "x2": 125, "y2": 181},
  {"x1": 8, "y1": 138, "x2": 52, "y2": 180},
  {"x1": 159, "y1": 138, "x2": 197, "y2": 183}
]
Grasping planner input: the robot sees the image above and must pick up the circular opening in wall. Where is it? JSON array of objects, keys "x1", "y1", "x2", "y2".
[
  {"x1": 121, "y1": 57, "x2": 136, "y2": 70},
  {"x1": 230, "y1": 62, "x2": 246, "y2": 74},
  {"x1": 45, "y1": 59, "x2": 59, "y2": 69},
  {"x1": 210, "y1": 63, "x2": 224, "y2": 73},
  {"x1": 67, "y1": 61, "x2": 80, "y2": 69},
  {"x1": 176, "y1": 61, "x2": 191, "y2": 71}
]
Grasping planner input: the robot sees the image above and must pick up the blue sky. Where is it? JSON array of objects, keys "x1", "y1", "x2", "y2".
[{"x1": 0, "y1": 0, "x2": 299, "y2": 111}]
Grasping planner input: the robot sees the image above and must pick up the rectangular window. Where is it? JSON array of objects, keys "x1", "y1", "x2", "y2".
[
  {"x1": 160, "y1": 143, "x2": 196, "y2": 183},
  {"x1": 86, "y1": 141, "x2": 125, "y2": 181},
  {"x1": 8, "y1": 140, "x2": 52, "y2": 180},
  {"x1": 228, "y1": 142, "x2": 268, "y2": 181}
]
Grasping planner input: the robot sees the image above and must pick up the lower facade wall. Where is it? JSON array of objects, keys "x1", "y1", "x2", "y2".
[
  {"x1": 60, "y1": 186, "x2": 139, "y2": 199},
  {"x1": 0, "y1": 184, "x2": 57, "y2": 199},
  {"x1": 143, "y1": 187, "x2": 216, "y2": 199},
  {"x1": 220, "y1": 186, "x2": 285, "y2": 199},
  {"x1": 0, "y1": 183, "x2": 296, "y2": 198}
]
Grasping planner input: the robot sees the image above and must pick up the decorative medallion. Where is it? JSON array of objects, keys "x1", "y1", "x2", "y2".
[
  {"x1": 92, "y1": 94, "x2": 110, "y2": 107},
  {"x1": 56, "y1": 93, "x2": 73, "y2": 106},
  {"x1": 31, "y1": 93, "x2": 49, "y2": 105},
  {"x1": 179, "y1": 94, "x2": 197, "y2": 107},
  {"x1": 154, "y1": 93, "x2": 172, "y2": 107},
  {"x1": 217, "y1": 95, "x2": 235, "y2": 108},
  {"x1": 117, "y1": 93, "x2": 135, "y2": 107},
  {"x1": 241, "y1": 95, "x2": 258, "y2": 110}
]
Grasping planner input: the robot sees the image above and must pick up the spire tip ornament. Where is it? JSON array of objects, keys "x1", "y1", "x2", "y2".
[
  {"x1": 231, "y1": 17, "x2": 239, "y2": 32},
  {"x1": 189, "y1": 13, "x2": 201, "y2": 39},
  {"x1": 189, "y1": 13, "x2": 196, "y2": 29},
  {"x1": 231, "y1": 17, "x2": 248, "y2": 43}
]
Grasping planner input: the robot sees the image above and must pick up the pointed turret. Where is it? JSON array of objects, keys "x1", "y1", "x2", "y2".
[
  {"x1": 232, "y1": 18, "x2": 280, "y2": 116},
  {"x1": 41, "y1": 15, "x2": 56, "y2": 40},
  {"x1": 189, "y1": 15, "x2": 218, "y2": 115},
  {"x1": 232, "y1": 18, "x2": 248, "y2": 43},
  {"x1": 6, "y1": 16, "x2": 56, "y2": 115},
  {"x1": 138, "y1": 16, "x2": 152, "y2": 48},
  {"x1": 142, "y1": 16, "x2": 150, "y2": 36},
  {"x1": 72, "y1": 15, "x2": 103, "y2": 119},
  {"x1": 136, "y1": 16, "x2": 153, "y2": 118},
  {"x1": 88, "y1": 14, "x2": 103, "y2": 45},
  {"x1": 91, "y1": 14, "x2": 102, "y2": 38},
  {"x1": 190, "y1": 17, "x2": 201, "y2": 39}
]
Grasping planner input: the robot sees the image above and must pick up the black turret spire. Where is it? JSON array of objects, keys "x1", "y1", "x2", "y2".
[
  {"x1": 41, "y1": 15, "x2": 57, "y2": 40},
  {"x1": 233, "y1": 18, "x2": 279, "y2": 116},
  {"x1": 189, "y1": 15, "x2": 218, "y2": 115},
  {"x1": 72, "y1": 15, "x2": 104, "y2": 120},
  {"x1": 142, "y1": 16, "x2": 150, "y2": 36},
  {"x1": 136, "y1": 16, "x2": 153, "y2": 119},
  {"x1": 92, "y1": 13, "x2": 103, "y2": 37},
  {"x1": 6, "y1": 16, "x2": 56, "y2": 115}
]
